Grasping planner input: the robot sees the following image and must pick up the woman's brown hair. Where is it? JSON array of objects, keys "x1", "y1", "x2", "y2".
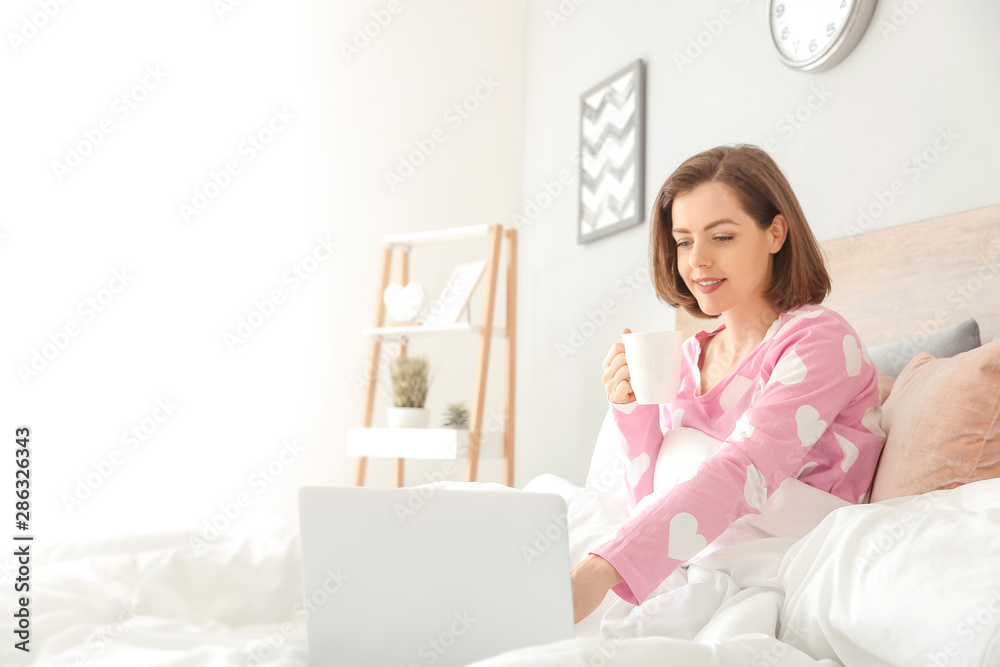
[{"x1": 650, "y1": 143, "x2": 831, "y2": 319}]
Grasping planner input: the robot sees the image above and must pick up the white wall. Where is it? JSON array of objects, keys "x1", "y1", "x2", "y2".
[
  {"x1": 0, "y1": 0, "x2": 526, "y2": 548},
  {"x1": 515, "y1": 0, "x2": 1000, "y2": 486},
  {"x1": 301, "y1": 0, "x2": 528, "y2": 489},
  {"x1": 2, "y1": 0, "x2": 338, "y2": 543},
  {"x1": 0, "y1": 0, "x2": 524, "y2": 543}
]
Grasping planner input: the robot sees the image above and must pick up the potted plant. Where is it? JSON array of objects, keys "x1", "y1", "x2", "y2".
[
  {"x1": 441, "y1": 401, "x2": 470, "y2": 429},
  {"x1": 387, "y1": 355, "x2": 431, "y2": 428},
  {"x1": 441, "y1": 400, "x2": 471, "y2": 451}
]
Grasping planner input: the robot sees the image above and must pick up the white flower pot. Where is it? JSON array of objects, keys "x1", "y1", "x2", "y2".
[{"x1": 387, "y1": 407, "x2": 430, "y2": 428}]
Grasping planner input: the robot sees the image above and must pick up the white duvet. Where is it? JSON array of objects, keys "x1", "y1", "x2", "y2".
[
  {"x1": 470, "y1": 474, "x2": 1000, "y2": 667},
  {"x1": 10, "y1": 470, "x2": 1000, "y2": 666}
]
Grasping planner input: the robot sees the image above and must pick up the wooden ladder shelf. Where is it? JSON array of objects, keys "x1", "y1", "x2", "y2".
[{"x1": 351, "y1": 223, "x2": 517, "y2": 487}]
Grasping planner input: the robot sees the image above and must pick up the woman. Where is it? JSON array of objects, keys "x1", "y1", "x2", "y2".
[{"x1": 571, "y1": 144, "x2": 886, "y2": 624}]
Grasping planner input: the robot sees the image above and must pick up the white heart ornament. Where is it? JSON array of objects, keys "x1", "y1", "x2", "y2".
[{"x1": 383, "y1": 283, "x2": 425, "y2": 322}]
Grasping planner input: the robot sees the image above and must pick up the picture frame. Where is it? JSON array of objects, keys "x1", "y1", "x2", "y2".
[
  {"x1": 578, "y1": 59, "x2": 646, "y2": 244},
  {"x1": 419, "y1": 259, "x2": 488, "y2": 326}
]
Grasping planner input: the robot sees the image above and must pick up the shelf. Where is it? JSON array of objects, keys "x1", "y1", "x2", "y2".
[
  {"x1": 347, "y1": 427, "x2": 469, "y2": 460},
  {"x1": 354, "y1": 222, "x2": 516, "y2": 487},
  {"x1": 361, "y1": 322, "x2": 506, "y2": 340},
  {"x1": 383, "y1": 224, "x2": 490, "y2": 247}
]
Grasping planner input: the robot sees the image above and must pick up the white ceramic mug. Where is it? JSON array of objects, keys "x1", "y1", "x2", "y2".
[{"x1": 622, "y1": 330, "x2": 684, "y2": 404}]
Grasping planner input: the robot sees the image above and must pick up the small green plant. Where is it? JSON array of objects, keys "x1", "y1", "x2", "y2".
[
  {"x1": 441, "y1": 401, "x2": 470, "y2": 428},
  {"x1": 388, "y1": 355, "x2": 430, "y2": 408}
]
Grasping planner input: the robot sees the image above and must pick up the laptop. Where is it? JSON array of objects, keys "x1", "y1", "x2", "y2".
[{"x1": 297, "y1": 485, "x2": 575, "y2": 666}]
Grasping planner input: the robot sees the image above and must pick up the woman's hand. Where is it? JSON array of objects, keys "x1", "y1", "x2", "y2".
[
  {"x1": 570, "y1": 554, "x2": 624, "y2": 624},
  {"x1": 602, "y1": 328, "x2": 635, "y2": 404}
]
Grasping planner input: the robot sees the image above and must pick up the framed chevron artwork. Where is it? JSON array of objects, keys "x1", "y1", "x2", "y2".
[{"x1": 578, "y1": 59, "x2": 645, "y2": 244}]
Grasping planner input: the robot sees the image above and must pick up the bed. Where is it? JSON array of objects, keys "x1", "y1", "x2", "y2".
[
  {"x1": 465, "y1": 202, "x2": 1000, "y2": 666},
  {"x1": 18, "y1": 203, "x2": 1000, "y2": 666}
]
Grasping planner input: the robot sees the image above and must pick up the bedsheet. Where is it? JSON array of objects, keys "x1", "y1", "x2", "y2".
[
  {"x1": 472, "y1": 475, "x2": 1000, "y2": 667},
  {"x1": 7, "y1": 475, "x2": 1000, "y2": 666}
]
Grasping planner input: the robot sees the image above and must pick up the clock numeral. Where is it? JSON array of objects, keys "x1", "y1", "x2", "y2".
[
  {"x1": 792, "y1": 39, "x2": 800, "y2": 52},
  {"x1": 781, "y1": 26, "x2": 790, "y2": 40},
  {"x1": 809, "y1": 38, "x2": 817, "y2": 53},
  {"x1": 826, "y1": 22, "x2": 836, "y2": 37},
  {"x1": 774, "y1": 3, "x2": 785, "y2": 17},
  {"x1": 841, "y1": 0, "x2": 848, "y2": 7}
]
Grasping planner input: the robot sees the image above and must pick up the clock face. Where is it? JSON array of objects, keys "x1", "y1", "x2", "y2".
[{"x1": 769, "y1": 0, "x2": 861, "y2": 70}]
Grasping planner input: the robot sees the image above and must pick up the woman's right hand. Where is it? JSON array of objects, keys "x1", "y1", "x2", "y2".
[{"x1": 603, "y1": 328, "x2": 635, "y2": 404}]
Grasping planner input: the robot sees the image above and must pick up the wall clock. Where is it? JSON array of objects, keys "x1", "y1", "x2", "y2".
[{"x1": 768, "y1": 0, "x2": 879, "y2": 72}]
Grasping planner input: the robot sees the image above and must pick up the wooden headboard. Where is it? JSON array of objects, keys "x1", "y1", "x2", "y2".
[{"x1": 675, "y1": 202, "x2": 1000, "y2": 348}]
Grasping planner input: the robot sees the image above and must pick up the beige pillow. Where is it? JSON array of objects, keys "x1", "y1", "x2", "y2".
[
  {"x1": 876, "y1": 370, "x2": 896, "y2": 405},
  {"x1": 870, "y1": 340, "x2": 1000, "y2": 502}
]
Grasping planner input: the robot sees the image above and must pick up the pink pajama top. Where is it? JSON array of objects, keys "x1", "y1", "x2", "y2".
[{"x1": 589, "y1": 304, "x2": 886, "y2": 606}]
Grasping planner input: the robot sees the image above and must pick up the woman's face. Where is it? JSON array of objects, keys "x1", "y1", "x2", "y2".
[{"x1": 670, "y1": 181, "x2": 786, "y2": 318}]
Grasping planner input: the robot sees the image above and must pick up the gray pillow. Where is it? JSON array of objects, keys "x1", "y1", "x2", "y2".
[{"x1": 868, "y1": 318, "x2": 981, "y2": 377}]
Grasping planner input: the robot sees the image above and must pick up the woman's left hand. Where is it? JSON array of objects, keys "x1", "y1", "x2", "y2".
[{"x1": 570, "y1": 554, "x2": 623, "y2": 624}]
